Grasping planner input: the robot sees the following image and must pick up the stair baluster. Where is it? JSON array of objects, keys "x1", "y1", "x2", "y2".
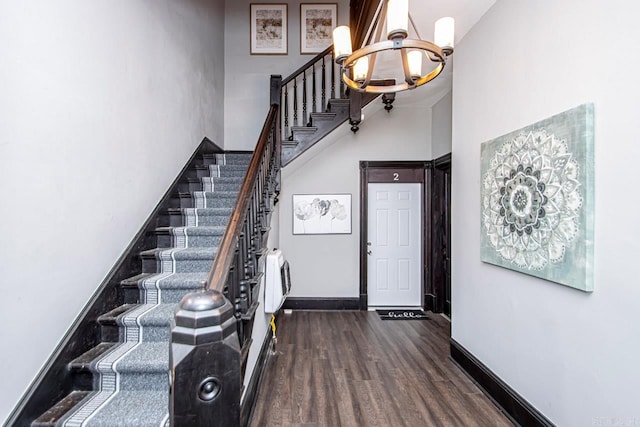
[
  {"x1": 302, "y1": 69, "x2": 308, "y2": 126},
  {"x1": 283, "y1": 85, "x2": 289, "y2": 140},
  {"x1": 331, "y1": 52, "x2": 336, "y2": 99},
  {"x1": 321, "y1": 56, "x2": 327, "y2": 111},
  {"x1": 293, "y1": 78, "x2": 299, "y2": 128},
  {"x1": 312, "y1": 63, "x2": 317, "y2": 115}
]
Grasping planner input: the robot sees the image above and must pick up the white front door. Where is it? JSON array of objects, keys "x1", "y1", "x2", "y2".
[{"x1": 367, "y1": 183, "x2": 422, "y2": 307}]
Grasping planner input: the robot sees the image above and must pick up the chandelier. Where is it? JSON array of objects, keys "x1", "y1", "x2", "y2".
[{"x1": 332, "y1": 0, "x2": 455, "y2": 94}]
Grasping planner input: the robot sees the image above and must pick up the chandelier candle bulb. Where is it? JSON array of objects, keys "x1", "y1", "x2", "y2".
[
  {"x1": 407, "y1": 50, "x2": 422, "y2": 79},
  {"x1": 353, "y1": 56, "x2": 369, "y2": 82},
  {"x1": 434, "y1": 17, "x2": 455, "y2": 53},
  {"x1": 333, "y1": 26, "x2": 353, "y2": 63},
  {"x1": 387, "y1": 0, "x2": 409, "y2": 39}
]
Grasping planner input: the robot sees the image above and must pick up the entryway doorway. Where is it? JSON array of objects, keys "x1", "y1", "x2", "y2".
[{"x1": 359, "y1": 161, "x2": 428, "y2": 310}]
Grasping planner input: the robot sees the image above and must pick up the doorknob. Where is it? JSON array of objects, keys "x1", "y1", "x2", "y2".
[{"x1": 367, "y1": 250, "x2": 372, "y2": 255}]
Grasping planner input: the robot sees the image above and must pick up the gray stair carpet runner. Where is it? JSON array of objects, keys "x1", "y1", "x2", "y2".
[{"x1": 57, "y1": 153, "x2": 252, "y2": 427}]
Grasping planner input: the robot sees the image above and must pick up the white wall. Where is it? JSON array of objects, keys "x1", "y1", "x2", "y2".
[
  {"x1": 224, "y1": 0, "x2": 349, "y2": 151},
  {"x1": 0, "y1": 0, "x2": 225, "y2": 422},
  {"x1": 431, "y1": 90, "x2": 452, "y2": 159},
  {"x1": 451, "y1": 1, "x2": 640, "y2": 425},
  {"x1": 279, "y1": 91, "x2": 437, "y2": 298}
]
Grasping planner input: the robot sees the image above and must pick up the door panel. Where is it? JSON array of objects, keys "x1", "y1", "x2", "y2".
[{"x1": 367, "y1": 183, "x2": 422, "y2": 307}]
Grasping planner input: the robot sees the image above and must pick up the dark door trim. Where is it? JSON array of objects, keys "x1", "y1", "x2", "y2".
[
  {"x1": 427, "y1": 153, "x2": 452, "y2": 315},
  {"x1": 359, "y1": 161, "x2": 432, "y2": 310}
]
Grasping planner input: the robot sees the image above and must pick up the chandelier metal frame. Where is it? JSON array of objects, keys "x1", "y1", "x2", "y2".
[{"x1": 335, "y1": 0, "x2": 454, "y2": 94}]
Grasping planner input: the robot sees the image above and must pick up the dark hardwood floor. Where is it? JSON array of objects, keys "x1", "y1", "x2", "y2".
[{"x1": 250, "y1": 311, "x2": 514, "y2": 427}]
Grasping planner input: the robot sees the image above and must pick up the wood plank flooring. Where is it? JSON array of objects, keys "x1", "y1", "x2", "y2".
[{"x1": 250, "y1": 311, "x2": 514, "y2": 427}]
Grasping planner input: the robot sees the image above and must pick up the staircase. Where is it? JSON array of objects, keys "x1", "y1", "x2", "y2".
[
  {"x1": 31, "y1": 152, "x2": 253, "y2": 427},
  {"x1": 277, "y1": 49, "x2": 382, "y2": 167}
]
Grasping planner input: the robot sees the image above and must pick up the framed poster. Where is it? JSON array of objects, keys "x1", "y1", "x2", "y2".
[
  {"x1": 300, "y1": 3, "x2": 337, "y2": 54},
  {"x1": 293, "y1": 194, "x2": 351, "y2": 234},
  {"x1": 250, "y1": 4, "x2": 288, "y2": 54}
]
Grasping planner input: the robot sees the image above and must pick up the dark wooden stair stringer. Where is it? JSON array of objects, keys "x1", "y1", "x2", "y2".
[{"x1": 282, "y1": 93, "x2": 380, "y2": 167}]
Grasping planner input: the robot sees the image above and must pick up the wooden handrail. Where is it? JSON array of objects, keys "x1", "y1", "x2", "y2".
[
  {"x1": 282, "y1": 45, "x2": 333, "y2": 86},
  {"x1": 205, "y1": 105, "x2": 279, "y2": 291}
]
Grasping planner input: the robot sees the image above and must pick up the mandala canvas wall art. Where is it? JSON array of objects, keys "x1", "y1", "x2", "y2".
[
  {"x1": 293, "y1": 194, "x2": 351, "y2": 234},
  {"x1": 480, "y1": 104, "x2": 594, "y2": 292}
]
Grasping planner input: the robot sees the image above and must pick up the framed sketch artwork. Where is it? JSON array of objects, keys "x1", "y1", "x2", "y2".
[
  {"x1": 250, "y1": 4, "x2": 288, "y2": 54},
  {"x1": 293, "y1": 194, "x2": 351, "y2": 234},
  {"x1": 300, "y1": 3, "x2": 337, "y2": 54}
]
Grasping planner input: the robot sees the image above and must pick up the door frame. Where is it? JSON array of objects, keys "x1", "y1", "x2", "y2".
[
  {"x1": 359, "y1": 161, "x2": 431, "y2": 310},
  {"x1": 428, "y1": 153, "x2": 452, "y2": 315}
]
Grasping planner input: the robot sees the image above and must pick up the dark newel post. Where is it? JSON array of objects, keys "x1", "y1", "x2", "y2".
[
  {"x1": 270, "y1": 74, "x2": 282, "y2": 106},
  {"x1": 170, "y1": 290, "x2": 241, "y2": 427},
  {"x1": 270, "y1": 74, "x2": 283, "y2": 140}
]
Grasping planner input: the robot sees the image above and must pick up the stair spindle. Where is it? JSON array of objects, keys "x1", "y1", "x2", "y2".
[
  {"x1": 321, "y1": 55, "x2": 327, "y2": 111},
  {"x1": 302, "y1": 69, "x2": 308, "y2": 126},
  {"x1": 331, "y1": 54, "x2": 336, "y2": 99},
  {"x1": 312, "y1": 63, "x2": 317, "y2": 115},
  {"x1": 283, "y1": 85, "x2": 289, "y2": 140},
  {"x1": 293, "y1": 78, "x2": 299, "y2": 128}
]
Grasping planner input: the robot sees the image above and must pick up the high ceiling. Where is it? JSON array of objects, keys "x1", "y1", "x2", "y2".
[
  {"x1": 409, "y1": 0, "x2": 496, "y2": 46},
  {"x1": 373, "y1": 0, "x2": 496, "y2": 104}
]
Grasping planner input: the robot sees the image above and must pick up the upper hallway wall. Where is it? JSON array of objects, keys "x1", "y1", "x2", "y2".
[
  {"x1": 224, "y1": 0, "x2": 349, "y2": 151},
  {"x1": 431, "y1": 90, "x2": 452, "y2": 159},
  {"x1": 0, "y1": 0, "x2": 225, "y2": 422}
]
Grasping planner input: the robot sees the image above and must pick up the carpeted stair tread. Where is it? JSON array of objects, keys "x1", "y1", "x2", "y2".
[
  {"x1": 212, "y1": 163, "x2": 249, "y2": 170},
  {"x1": 122, "y1": 272, "x2": 207, "y2": 289},
  {"x1": 155, "y1": 225, "x2": 226, "y2": 236},
  {"x1": 98, "y1": 304, "x2": 138, "y2": 324},
  {"x1": 193, "y1": 190, "x2": 239, "y2": 198},
  {"x1": 202, "y1": 176, "x2": 245, "y2": 183},
  {"x1": 31, "y1": 391, "x2": 92, "y2": 427},
  {"x1": 178, "y1": 191, "x2": 240, "y2": 209},
  {"x1": 209, "y1": 164, "x2": 249, "y2": 177},
  {"x1": 104, "y1": 304, "x2": 178, "y2": 343},
  {"x1": 121, "y1": 272, "x2": 158, "y2": 287},
  {"x1": 201, "y1": 176, "x2": 244, "y2": 192},
  {"x1": 139, "y1": 247, "x2": 218, "y2": 260},
  {"x1": 71, "y1": 341, "x2": 169, "y2": 387},
  {"x1": 166, "y1": 207, "x2": 234, "y2": 227},
  {"x1": 217, "y1": 153, "x2": 252, "y2": 165},
  {"x1": 140, "y1": 247, "x2": 218, "y2": 274},
  {"x1": 133, "y1": 303, "x2": 178, "y2": 327},
  {"x1": 98, "y1": 305, "x2": 138, "y2": 340},
  {"x1": 106, "y1": 341, "x2": 169, "y2": 373},
  {"x1": 170, "y1": 207, "x2": 234, "y2": 216},
  {"x1": 192, "y1": 191, "x2": 240, "y2": 209},
  {"x1": 79, "y1": 390, "x2": 169, "y2": 427},
  {"x1": 155, "y1": 225, "x2": 227, "y2": 248},
  {"x1": 69, "y1": 343, "x2": 118, "y2": 371}
]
